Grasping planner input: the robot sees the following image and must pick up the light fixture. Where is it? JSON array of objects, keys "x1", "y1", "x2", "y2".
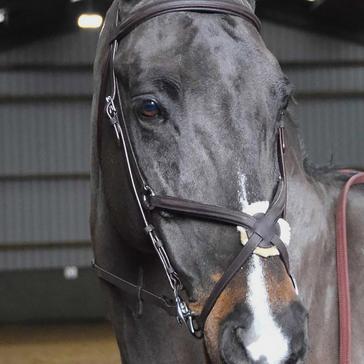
[
  {"x1": 306, "y1": 0, "x2": 327, "y2": 8},
  {"x1": 77, "y1": 13, "x2": 103, "y2": 29},
  {"x1": 0, "y1": 8, "x2": 7, "y2": 24}
]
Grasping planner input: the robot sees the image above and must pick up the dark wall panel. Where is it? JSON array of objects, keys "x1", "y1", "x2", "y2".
[
  {"x1": 297, "y1": 100, "x2": 364, "y2": 167},
  {"x1": 262, "y1": 21, "x2": 364, "y2": 62},
  {"x1": 0, "y1": 102, "x2": 91, "y2": 175},
  {"x1": 0, "y1": 30, "x2": 98, "y2": 65},
  {"x1": 0, "y1": 70, "x2": 92, "y2": 97},
  {"x1": 0, "y1": 30, "x2": 97, "y2": 276},
  {"x1": 0, "y1": 246, "x2": 92, "y2": 272},
  {"x1": 263, "y1": 21, "x2": 364, "y2": 168},
  {"x1": 285, "y1": 67, "x2": 364, "y2": 94},
  {"x1": 0, "y1": 179, "x2": 90, "y2": 244},
  {"x1": 0, "y1": 268, "x2": 106, "y2": 322}
]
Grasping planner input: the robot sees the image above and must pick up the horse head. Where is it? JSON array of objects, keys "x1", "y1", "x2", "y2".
[{"x1": 94, "y1": 0, "x2": 308, "y2": 362}]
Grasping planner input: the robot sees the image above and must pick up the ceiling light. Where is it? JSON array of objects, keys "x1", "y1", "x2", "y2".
[
  {"x1": 0, "y1": 8, "x2": 7, "y2": 24},
  {"x1": 77, "y1": 13, "x2": 103, "y2": 29}
]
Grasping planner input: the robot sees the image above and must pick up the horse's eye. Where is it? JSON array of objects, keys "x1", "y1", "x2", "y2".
[{"x1": 139, "y1": 99, "x2": 161, "y2": 118}]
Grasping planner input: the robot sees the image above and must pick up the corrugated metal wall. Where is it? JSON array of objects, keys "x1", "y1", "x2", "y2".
[
  {"x1": 262, "y1": 22, "x2": 364, "y2": 167},
  {"x1": 0, "y1": 21, "x2": 363, "y2": 274},
  {"x1": 0, "y1": 30, "x2": 98, "y2": 271}
]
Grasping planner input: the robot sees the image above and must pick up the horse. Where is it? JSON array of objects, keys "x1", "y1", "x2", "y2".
[{"x1": 90, "y1": 0, "x2": 364, "y2": 363}]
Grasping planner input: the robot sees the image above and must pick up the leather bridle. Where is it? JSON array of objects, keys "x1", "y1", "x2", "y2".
[{"x1": 93, "y1": 0, "x2": 296, "y2": 338}]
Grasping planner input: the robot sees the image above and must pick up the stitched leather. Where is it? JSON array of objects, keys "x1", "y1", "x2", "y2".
[{"x1": 111, "y1": 0, "x2": 261, "y2": 43}]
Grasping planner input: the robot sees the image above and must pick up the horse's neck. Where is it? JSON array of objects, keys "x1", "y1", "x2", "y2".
[
  {"x1": 288, "y1": 153, "x2": 364, "y2": 286},
  {"x1": 282, "y1": 119, "x2": 338, "y2": 307},
  {"x1": 285, "y1": 108, "x2": 364, "y2": 351},
  {"x1": 287, "y1": 164, "x2": 364, "y2": 360},
  {"x1": 286, "y1": 168, "x2": 335, "y2": 307}
]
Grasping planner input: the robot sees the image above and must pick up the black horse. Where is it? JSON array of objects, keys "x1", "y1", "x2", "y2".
[{"x1": 90, "y1": 0, "x2": 364, "y2": 363}]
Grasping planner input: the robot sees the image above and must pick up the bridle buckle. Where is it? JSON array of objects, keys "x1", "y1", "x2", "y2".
[
  {"x1": 142, "y1": 185, "x2": 156, "y2": 209},
  {"x1": 105, "y1": 96, "x2": 119, "y2": 125},
  {"x1": 175, "y1": 296, "x2": 203, "y2": 339}
]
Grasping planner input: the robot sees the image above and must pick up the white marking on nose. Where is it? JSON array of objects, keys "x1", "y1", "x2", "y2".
[
  {"x1": 237, "y1": 173, "x2": 290, "y2": 362},
  {"x1": 244, "y1": 256, "x2": 289, "y2": 363},
  {"x1": 238, "y1": 177, "x2": 291, "y2": 248},
  {"x1": 238, "y1": 173, "x2": 249, "y2": 209}
]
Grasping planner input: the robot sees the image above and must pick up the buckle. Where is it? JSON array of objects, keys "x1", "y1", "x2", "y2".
[
  {"x1": 142, "y1": 185, "x2": 156, "y2": 209},
  {"x1": 175, "y1": 296, "x2": 203, "y2": 339},
  {"x1": 105, "y1": 96, "x2": 119, "y2": 125}
]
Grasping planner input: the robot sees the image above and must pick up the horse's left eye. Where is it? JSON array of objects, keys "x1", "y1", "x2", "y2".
[{"x1": 139, "y1": 99, "x2": 161, "y2": 118}]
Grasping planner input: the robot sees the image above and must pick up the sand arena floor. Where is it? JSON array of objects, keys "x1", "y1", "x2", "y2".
[{"x1": 0, "y1": 322, "x2": 120, "y2": 364}]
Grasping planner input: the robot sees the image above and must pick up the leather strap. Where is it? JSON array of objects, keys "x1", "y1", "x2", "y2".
[
  {"x1": 149, "y1": 195, "x2": 256, "y2": 228},
  {"x1": 92, "y1": 261, "x2": 177, "y2": 316},
  {"x1": 198, "y1": 231, "x2": 263, "y2": 326},
  {"x1": 111, "y1": 0, "x2": 261, "y2": 43},
  {"x1": 146, "y1": 174, "x2": 291, "y2": 328},
  {"x1": 336, "y1": 171, "x2": 364, "y2": 364}
]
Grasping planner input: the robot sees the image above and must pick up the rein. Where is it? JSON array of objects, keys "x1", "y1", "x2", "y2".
[{"x1": 336, "y1": 170, "x2": 364, "y2": 364}]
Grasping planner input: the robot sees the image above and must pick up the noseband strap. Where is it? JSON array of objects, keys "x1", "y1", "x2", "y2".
[{"x1": 93, "y1": 0, "x2": 294, "y2": 338}]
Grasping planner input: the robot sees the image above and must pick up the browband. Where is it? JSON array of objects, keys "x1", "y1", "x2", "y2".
[{"x1": 110, "y1": 0, "x2": 261, "y2": 43}]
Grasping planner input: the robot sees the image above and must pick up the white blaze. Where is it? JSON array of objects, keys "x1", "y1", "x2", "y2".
[
  {"x1": 238, "y1": 173, "x2": 289, "y2": 363},
  {"x1": 244, "y1": 256, "x2": 289, "y2": 363},
  {"x1": 238, "y1": 174, "x2": 248, "y2": 209}
]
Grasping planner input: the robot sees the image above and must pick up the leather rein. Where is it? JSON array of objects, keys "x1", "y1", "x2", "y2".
[
  {"x1": 92, "y1": 3, "x2": 357, "y2": 361},
  {"x1": 336, "y1": 170, "x2": 364, "y2": 364}
]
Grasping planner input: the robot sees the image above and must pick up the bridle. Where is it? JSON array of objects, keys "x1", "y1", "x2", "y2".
[{"x1": 93, "y1": 0, "x2": 296, "y2": 338}]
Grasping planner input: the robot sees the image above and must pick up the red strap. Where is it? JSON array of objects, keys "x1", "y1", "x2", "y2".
[{"x1": 336, "y1": 171, "x2": 364, "y2": 364}]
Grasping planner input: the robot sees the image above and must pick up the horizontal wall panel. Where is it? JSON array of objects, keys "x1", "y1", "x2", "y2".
[
  {"x1": 0, "y1": 246, "x2": 93, "y2": 271},
  {"x1": 0, "y1": 268, "x2": 106, "y2": 322},
  {"x1": 3, "y1": 21, "x2": 364, "y2": 66},
  {"x1": 0, "y1": 30, "x2": 99, "y2": 66},
  {"x1": 0, "y1": 102, "x2": 91, "y2": 175},
  {"x1": 0, "y1": 71, "x2": 92, "y2": 96},
  {"x1": 295, "y1": 100, "x2": 364, "y2": 167},
  {"x1": 0, "y1": 179, "x2": 90, "y2": 243},
  {"x1": 263, "y1": 21, "x2": 364, "y2": 62},
  {"x1": 285, "y1": 66, "x2": 364, "y2": 93}
]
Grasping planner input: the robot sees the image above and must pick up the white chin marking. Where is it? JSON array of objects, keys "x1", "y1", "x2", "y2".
[{"x1": 245, "y1": 256, "x2": 289, "y2": 363}]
